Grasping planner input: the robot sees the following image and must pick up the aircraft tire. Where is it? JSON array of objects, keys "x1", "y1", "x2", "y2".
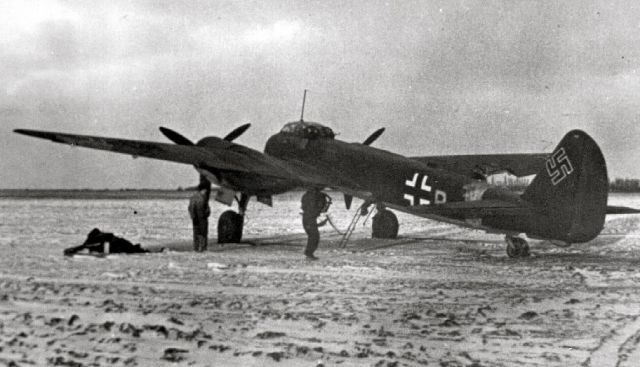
[
  {"x1": 218, "y1": 210, "x2": 243, "y2": 244},
  {"x1": 372, "y1": 209, "x2": 399, "y2": 239},
  {"x1": 506, "y1": 241, "x2": 520, "y2": 258}
]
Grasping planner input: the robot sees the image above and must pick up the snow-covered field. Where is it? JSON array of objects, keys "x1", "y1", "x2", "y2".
[{"x1": 1, "y1": 192, "x2": 640, "y2": 366}]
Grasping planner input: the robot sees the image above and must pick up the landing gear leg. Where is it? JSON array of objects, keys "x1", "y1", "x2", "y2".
[
  {"x1": 372, "y1": 206, "x2": 399, "y2": 239},
  {"x1": 217, "y1": 193, "x2": 249, "y2": 244},
  {"x1": 505, "y1": 236, "x2": 530, "y2": 258}
]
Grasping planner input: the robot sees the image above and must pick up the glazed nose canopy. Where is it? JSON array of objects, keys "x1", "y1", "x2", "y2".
[{"x1": 279, "y1": 121, "x2": 335, "y2": 140}]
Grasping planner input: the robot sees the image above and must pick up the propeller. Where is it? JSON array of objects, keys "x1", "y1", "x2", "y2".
[
  {"x1": 159, "y1": 124, "x2": 252, "y2": 188},
  {"x1": 344, "y1": 127, "x2": 387, "y2": 209},
  {"x1": 159, "y1": 123, "x2": 251, "y2": 145},
  {"x1": 223, "y1": 123, "x2": 251, "y2": 142},
  {"x1": 362, "y1": 127, "x2": 385, "y2": 146},
  {"x1": 159, "y1": 127, "x2": 194, "y2": 146}
]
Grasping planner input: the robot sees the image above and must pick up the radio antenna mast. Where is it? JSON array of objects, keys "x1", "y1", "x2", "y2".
[{"x1": 300, "y1": 89, "x2": 307, "y2": 122}]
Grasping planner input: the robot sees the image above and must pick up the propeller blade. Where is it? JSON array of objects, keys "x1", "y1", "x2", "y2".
[
  {"x1": 223, "y1": 123, "x2": 251, "y2": 142},
  {"x1": 362, "y1": 128, "x2": 385, "y2": 146},
  {"x1": 159, "y1": 127, "x2": 194, "y2": 146},
  {"x1": 344, "y1": 194, "x2": 353, "y2": 210}
]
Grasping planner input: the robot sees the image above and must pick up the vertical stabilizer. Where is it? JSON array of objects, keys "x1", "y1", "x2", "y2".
[{"x1": 522, "y1": 130, "x2": 608, "y2": 243}]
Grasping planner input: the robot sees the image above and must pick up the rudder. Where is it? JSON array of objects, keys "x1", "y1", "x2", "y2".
[{"x1": 522, "y1": 130, "x2": 608, "y2": 243}]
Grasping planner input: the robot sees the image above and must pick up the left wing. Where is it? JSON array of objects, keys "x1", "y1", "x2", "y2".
[
  {"x1": 13, "y1": 129, "x2": 372, "y2": 194},
  {"x1": 14, "y1": 129, "x2": 287, "y2": 176},
  {"x1": 411, "y1": 153, "x2": 549, "y2": 178}
]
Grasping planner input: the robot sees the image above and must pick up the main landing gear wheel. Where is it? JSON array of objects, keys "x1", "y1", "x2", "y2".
[
  {"x1": 218, "y1": 210, "x2": 243, "y2": 244},
  {"x1": 372, "y1": 209, "x2": 399, "y2": 239},
  {"x1": 217, "y1": 193, "x2": 249, "y2": 244},
  {"x1": 505, "y1": 236, "x2": 530, "y2": 258}
]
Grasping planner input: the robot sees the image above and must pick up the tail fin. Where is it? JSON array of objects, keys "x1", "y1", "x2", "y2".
[{"x1": 522, "y1": 130, "x2": 608, "y2": 243}]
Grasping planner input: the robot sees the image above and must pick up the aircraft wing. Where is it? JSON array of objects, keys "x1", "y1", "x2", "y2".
[
  {"x1": 410, "y1": 153, "x2": 549, "y2": 178},
  {"x1": 411, "y1": 201, "x2": 640, "y2": 219},
  {"x1": 13, "y1": 129, "x2": 370, "y2": 191},
  {"x1": 409, "y1": 200, "x2": 533, "y2": 218},
  {"x1": 13, "y1": 129, "x2": 319, "y2": 183}
]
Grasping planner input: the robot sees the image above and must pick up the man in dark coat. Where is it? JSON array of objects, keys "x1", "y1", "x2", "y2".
[
  {"x1": 64, "y1": 228, "x2": 147, "y2": 256},
  {"x1": 301, "y1": 189, "x2": 330, "y2": 260},
  {"x1": 189, "y1": 177, "x2": 211, "y2": 252}
]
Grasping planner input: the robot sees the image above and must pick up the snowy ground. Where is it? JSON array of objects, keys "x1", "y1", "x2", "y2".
[{"x1": 1, "y1": 193, "x2": 640, "y2": 366}]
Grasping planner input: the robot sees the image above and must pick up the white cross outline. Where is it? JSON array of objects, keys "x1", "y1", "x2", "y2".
[
  {"x1": 405, "y1": 173, "x2": 419, "y2": 187},
  {"x1": 403, "y1": 193, "x2": 415, "y2": 205},
  {"x1": 404, "y1": 172, "x2": 432, "y2": 206},
  {"x1": 421, "y1": 175, "x2": 431, "y2": 192}
]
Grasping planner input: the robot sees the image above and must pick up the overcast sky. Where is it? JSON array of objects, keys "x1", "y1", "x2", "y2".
[{"x1": 1, "y1": 0, "x2": 639, "y2": 188}]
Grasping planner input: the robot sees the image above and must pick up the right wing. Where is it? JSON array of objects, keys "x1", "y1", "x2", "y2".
[{"x1": 411, "y1": 153, "x2": 549, "y2": 178}]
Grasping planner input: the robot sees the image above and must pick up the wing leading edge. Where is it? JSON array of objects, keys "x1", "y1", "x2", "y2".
[
  {"x1": 14, "y1": 129, "x2": 285, "y2": 176},
  {"x1": 13, "y1": 128, "x2": 354, "y2": 191}
]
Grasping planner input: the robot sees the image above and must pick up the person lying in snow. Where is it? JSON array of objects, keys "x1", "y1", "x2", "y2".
[{"x1": 64, "y1": 228, "x2": 148, "y2": 256}]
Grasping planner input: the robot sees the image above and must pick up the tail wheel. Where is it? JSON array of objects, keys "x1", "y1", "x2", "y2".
[
  {"x1": 218, "y1": 210, "x2": 243, "y2": 244},
  {"x1": 372, "y1": 209, "x2": 399, "y2": 239}
]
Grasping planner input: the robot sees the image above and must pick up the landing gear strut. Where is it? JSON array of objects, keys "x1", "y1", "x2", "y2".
[
  {"x1": 217, "y1": 193, "x2": 249, "y2": 244},
  {"x1": 505, "y1": 236, "x2": 530, "y2": 258},
  {"x1": 372, "y1": 207, "x2": 399, "y2": 239}
]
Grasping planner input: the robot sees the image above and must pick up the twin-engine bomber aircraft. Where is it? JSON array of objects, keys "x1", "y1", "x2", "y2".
[{"x1": 14, "y1": 96, "x2": 640, "y2": 258}]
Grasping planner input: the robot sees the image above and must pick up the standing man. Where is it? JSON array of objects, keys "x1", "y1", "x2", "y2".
[
  {"x1": 189, "y1": 176, "x2": 211, "y2": 252},
  {"x1": 301, "y1": 189, "x2": 331, "y2": 260}
]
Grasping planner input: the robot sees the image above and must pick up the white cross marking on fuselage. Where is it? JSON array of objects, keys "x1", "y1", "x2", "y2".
[
  {"x1": 404, "y1": 172, "x2": 432, "y2": 206},
  {"x1": 421, "y1": 175, "x2": 431, "y2": 192},
  {"x1": 405, "y1": 173, "x2": 419, "y2": 187},
  {"x1": 404, "y1": 193, "x2": 415, "y2": 206}
]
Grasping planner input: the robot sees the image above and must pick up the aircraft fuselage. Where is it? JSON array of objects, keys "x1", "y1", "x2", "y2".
[{"x1": 266, "y1": 133, "x2": 488, "y2": 209}]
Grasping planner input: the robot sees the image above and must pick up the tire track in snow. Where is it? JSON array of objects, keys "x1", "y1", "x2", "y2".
[{"x1": 587, "y1": 316, "x2": 640, "y2": 367}]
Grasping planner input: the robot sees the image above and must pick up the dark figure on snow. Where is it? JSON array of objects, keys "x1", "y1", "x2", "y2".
[
  {"x1": 189, "y1": 177, "x2": 211, "y2": 252},
  {"x1": 301, "y1": 189, "x2": 331, "y2": 260},
  {"x1": 64, "y1": 228, "x2": 147, "y2": 256}
]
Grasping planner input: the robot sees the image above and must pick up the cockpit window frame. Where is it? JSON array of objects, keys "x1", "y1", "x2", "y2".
[{"x1": 280, "y1": 121, "x2": 335, "y2": 140}]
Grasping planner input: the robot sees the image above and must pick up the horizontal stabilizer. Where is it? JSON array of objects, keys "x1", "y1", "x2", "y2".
[
  {"x1": 412, "y1": 200, "x2": 532, "y2": 218},
  {"x1": 606, "y1": 205, "x2": 640, "y2": 214}
]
